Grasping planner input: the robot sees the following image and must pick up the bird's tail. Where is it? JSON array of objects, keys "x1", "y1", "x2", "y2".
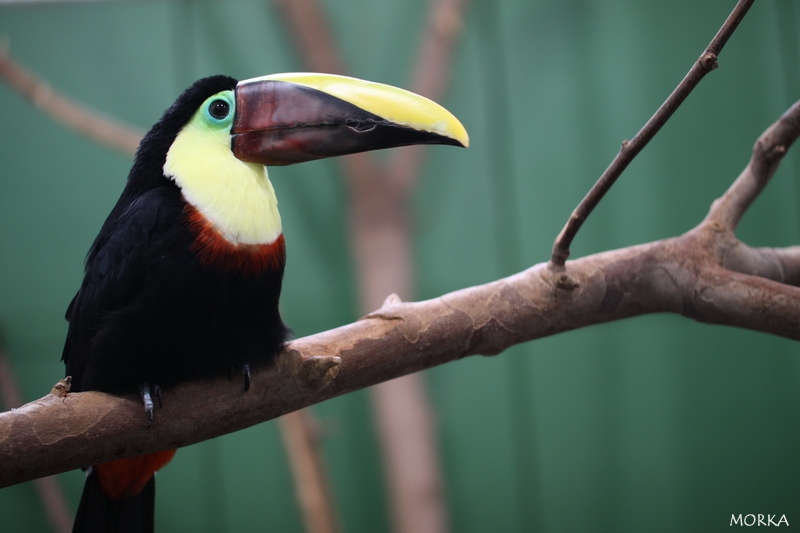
[
  {"x1": 72, "y1": 450, "x2": 175, "y2": 533},
  {"x1": 72, "y1": 469, "x2": 155, "y2": 533}
]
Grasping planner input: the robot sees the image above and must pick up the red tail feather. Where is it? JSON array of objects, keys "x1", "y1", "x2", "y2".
[{"x1": 95, "y1": 450, "x2": 176, "y2": 500}]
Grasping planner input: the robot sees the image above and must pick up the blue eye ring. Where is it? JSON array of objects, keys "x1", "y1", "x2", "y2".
[
  {"x1": 203, "y1": 91, "x2": 235, "y2": 126},
  {"x1": 208, "y1": 99, "x2": 230, "y2": 120}
]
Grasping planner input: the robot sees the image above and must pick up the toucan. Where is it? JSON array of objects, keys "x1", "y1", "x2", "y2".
[{"x1": 61, "y1": 72, "x2": 468, "y2": 532}]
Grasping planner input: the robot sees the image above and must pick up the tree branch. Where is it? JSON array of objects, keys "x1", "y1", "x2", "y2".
[
  {"x1": 550, "y1": 0, "x2": 755, "y2": 267},
  {"x1": 722, "y1": 244, "x2": 800, "y2": 287},
  {"x1": 706, "y1": 100, "x2": 800, "y2": 230},
  {"x1": 0, "y1": 46, "x2": 142, "y2": 156},
  {"x1": 3, "y1": 229, "x2": 799, "y2": 487},
  {"x1": 0, "y1": 342, "x2": 71, "y2": 533}
]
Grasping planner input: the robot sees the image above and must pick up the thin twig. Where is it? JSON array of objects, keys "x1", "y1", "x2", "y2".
[
  {"x1": 700, "y1": 99, "x2": 800, "y2": 285},
  {"x1": 550, "y1": 0, "x2": 755, "y2": 268},
  {"x1": 707, "y1": 100, "x2": 800, "y2": 230}
]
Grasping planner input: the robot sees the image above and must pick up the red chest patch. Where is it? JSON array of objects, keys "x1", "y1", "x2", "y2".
[{"x1": 185, "y1": 205, "x2": 286, "y2": 276}]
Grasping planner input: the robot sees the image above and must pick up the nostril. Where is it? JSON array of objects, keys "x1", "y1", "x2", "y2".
[{"x1": 345, "y1": 120, "x2": 378, "y2": 133}]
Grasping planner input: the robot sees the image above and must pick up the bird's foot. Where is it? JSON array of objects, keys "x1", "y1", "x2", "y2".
[
  {"x1": 154, "y1": 384, "x2": 163, "y2": 408},
  {"x1": 229, "y1": 363, "x2": 251, "y2": 392},
  {"x1": 242, "y1": 364, "x2": 251, "y2": 391},
  {"x1": 138, "y1": 383, "x2": 163, "y2": 429}
]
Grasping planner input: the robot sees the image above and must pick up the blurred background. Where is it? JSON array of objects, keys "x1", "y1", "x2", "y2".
[{"x1": 1, "y1": 1, "x2": 799, "y2": 532}]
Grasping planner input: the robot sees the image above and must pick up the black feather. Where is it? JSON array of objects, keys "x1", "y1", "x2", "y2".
[
  {"x1": 64, "y1": 75, "x2": 290, "y2": 533},
  {"x1": 72, "y1": 471, "x2": 156, "y2": 533},
  {"x1": 63, "y1": 74, "x2": 289, "y2": 394}
]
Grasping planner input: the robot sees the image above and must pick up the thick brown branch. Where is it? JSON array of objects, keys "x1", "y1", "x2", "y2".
[
  {"x1": 550, "y1": 0, "x2": 755, "y2": 267},
  {"x1": 0, "y1": 344, "x2": 72, "y2": 533},
  {"x1": 720, "y1": 243, "x2": 800, "y2": 287},
  {"x1": 687, "y1": 265, "x2": 800, "y2": 336},
  {"x1": 764, "y1": 246, "x2": 800, "y2": 286},
  {"x1": 0, "y1": 47, "x2": 142, "y2": 156},
  {"x1": 3, "y1": 229, "x2": 799, "y2": 488}
]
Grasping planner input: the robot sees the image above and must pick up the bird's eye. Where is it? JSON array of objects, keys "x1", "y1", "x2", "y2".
[{"x1": 208, "y1": 99, "x2": 230, "y2": 120}]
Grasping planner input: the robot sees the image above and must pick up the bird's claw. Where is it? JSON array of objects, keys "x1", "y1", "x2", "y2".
[
  {"x1": 229, "y1": 364, "x2": 251, "y2": 391},
  {"x1": 138, "y1": 383, "x2": 162, "y2": 429},
  {"x1": 154, "y1": 384, "x2": 163, "y2": 408}
]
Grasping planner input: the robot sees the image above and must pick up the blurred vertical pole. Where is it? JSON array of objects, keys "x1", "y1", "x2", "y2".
[
  {"x1": 368, "y1": 3, "x2": 467, "y2": 533},
  {"x1": 279, "y1": 412, "x2": 340, "y2": 533},
  {"x1": 473, "y1": 0, "x2": 541, "y2": 530},
  {"x1": 0, "y1": 334, "x2": 72, "y2": 533},
  {"x1": 273, "y1": 1, "x2": 467, "y2": 532}
]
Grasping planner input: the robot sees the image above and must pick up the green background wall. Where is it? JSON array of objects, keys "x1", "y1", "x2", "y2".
[{"x1": 1, "y1": 1, "x2": 799, "y2": 531}]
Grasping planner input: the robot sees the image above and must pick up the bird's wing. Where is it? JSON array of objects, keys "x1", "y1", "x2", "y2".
[{"x1": 62, "y1": 186, "x2": 181, "y2": 390}]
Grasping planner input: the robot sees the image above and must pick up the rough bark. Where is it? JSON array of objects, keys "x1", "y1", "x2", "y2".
[{"x1": 3, "y1": 212, "x2": 799, "y2": 487}]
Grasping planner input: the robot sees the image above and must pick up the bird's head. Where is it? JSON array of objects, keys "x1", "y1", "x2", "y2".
[
  {"x1": 129, "y1": 73, "x2": 468, "y2": 246},
  {"x1": 139, "y1": 72, "x2": 468, "y2": 172}
]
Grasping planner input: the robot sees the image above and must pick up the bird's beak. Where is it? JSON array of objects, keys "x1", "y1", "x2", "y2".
[{"x1": 231, "y1": 73, "x2": 469, "y2": 166}]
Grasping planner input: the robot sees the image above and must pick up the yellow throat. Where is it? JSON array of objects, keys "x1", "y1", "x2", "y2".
[{"x1": 163, "y1": 115, "x2": 282, "y2": 246}]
